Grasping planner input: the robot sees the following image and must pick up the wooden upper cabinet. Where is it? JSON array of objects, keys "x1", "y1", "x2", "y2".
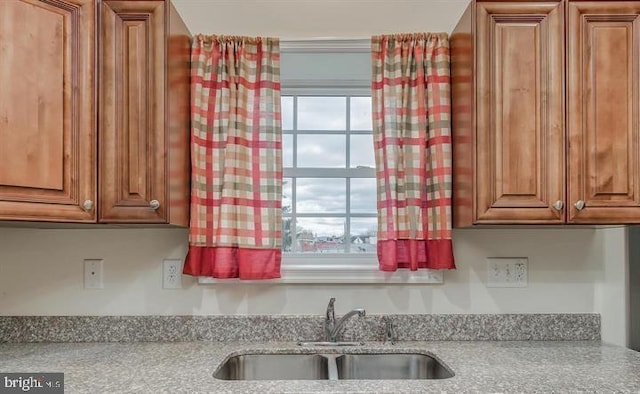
[
  {"x1": 99, "y1": 1, "x2": 166, "y2": 223},
  {"x1": 0, "y1": 0, "x2": 189, "y2": 225},
  {"x1": 567, "y1": 1, "x2": 640, "y2": 223},
  {"x1": 99, "y1": 0, "x2": 190, "y2": 225},
  {"x1": 475, "y1": 2, "x2": 565, "y2": 224},
  {"x1": 99, "y1": 1, "x2": 189, "y2": 226},
  {"x1": 0, "y1": 0, "x2": 96, "y2": 222},
  {"x1": 453, "y1": 0, "x2": 640, "y2": 226},
  {"x1": 476, "y1": 3, "x2": 564, "y2": 223}
]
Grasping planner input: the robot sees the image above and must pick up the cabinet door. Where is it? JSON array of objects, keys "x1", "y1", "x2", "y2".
[
  {"x1": 99, "y1": 1, "x2": 166, "y2": 223},
  {"x1": 568, "y1": 2, "x2": 640, "y2": 223},
  {"x1": 475, "y1": 2, "x2": 565, "y2": 224},
  {"x1": 0, "y1": 0, "x2": 96, "y2": 222}
]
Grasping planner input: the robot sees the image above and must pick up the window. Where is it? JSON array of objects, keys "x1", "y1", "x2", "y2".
[
  {"x1": 281, "y1": 95, "x2": 377, "y2": 255},
  {"x1": 199, "y1": 39, "x2": 443, "y2": 283}
]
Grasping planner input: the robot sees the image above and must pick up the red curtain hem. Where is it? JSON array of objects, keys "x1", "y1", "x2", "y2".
[
  {"x1": 183, "y1": 246, "x2": 282, "y2": 280},
  {"x1": 378, "y1": 239, "x2": 455, "y2": 271}
]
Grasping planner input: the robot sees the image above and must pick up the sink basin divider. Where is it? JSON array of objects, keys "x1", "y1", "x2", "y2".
[{"x1": 323, "y1": 354, "x2": 340, "y2": 381}]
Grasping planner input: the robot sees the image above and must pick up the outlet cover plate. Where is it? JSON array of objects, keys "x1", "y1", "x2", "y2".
[
  {"x1": 486, "y1": 257, "x2": 528, "y2": 288},
  {"x1": 84, "y1": 259, "x2": 104, "y2": 289},
  {"x1": 163, "y1": 259, "x2": 183, "y2": 289}
]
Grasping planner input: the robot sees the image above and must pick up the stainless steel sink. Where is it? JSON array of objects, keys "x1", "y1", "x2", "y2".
[
  {"x1": 213, "y1": 354, "x2": 328, "y2": 380},
  {"x1": 213, "y1": 352, "x2": 453, "y2": 381},
  {"x1": 336, "y1": 353, "x2": 454, "y2": 380}
]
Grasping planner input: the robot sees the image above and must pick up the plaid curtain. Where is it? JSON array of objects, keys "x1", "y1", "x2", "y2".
[
  {"x1": 372, "y1": 33, "x2": 455, "y2": 271},
  {"x1": 183, "y1": 35, "x2": 282, "y2": 279}
]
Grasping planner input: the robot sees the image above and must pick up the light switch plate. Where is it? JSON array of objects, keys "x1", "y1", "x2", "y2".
[{"x1": 487, "y1": 257, "x2": 528, "y2": 288}]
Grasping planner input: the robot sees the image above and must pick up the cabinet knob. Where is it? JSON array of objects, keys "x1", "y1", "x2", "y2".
[
  {"x1": 150, "y1": 200, "x2": 160, "y2": 210},
  {"x1": 82, "y1": 200, "x2": 94, "y2": 211},
  {"x1": 552, "y1": 200, "x2": 564, "y2": 211},
  {"x1": 574, "y1": 200, "x2": 586, "y2": 211}
]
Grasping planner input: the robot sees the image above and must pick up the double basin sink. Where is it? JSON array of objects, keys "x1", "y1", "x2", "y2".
[{"x1": 214, "y1": 351, "x2": 454, "y2": 381}]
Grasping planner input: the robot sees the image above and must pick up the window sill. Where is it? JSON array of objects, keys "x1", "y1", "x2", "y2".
[{"x1": 197, "y1": 255, "x2": 444, "y2": 284}]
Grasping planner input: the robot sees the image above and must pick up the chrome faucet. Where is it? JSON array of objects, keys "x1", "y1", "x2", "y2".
[{"x1": 324, "y1": 297, "x2": 366, "y2": 342}]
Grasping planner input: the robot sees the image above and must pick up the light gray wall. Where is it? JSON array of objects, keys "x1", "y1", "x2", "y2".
[
  {"x1": 0, "y1": 227, "x2": 620, "y2": 317},
  {"x1": 171, "y1": 0, "x2": 470, "y2": 38},
  {"x1": 629, "y1": 226, "x2": 640, "y2": 350}
]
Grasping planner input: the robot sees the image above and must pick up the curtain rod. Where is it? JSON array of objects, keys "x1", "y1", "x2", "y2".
[
  {"x1": 280, "y1": 37, "x2": 370, "y2": 42},
  {"x1": 280, "y1": 38, "x2": 370, "y2": 52}
]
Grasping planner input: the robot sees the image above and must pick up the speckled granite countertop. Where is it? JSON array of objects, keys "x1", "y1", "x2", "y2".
[{"x1": 1, "y1": 341, "x2": 639, "y2": 393}]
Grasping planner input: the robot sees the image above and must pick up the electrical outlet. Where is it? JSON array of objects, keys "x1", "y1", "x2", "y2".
[
  {"x1": 486, "y1": 257, "x2": 528, "y2": 288},
  {"x1": 513, "y1": 260, "x2": 528, "y2": 283},
  {"x1": 163, "y1": 259, "x2": 183, "y2": 289},
  {"x1": 84, "y1": 259, "x2": 104, "y2": 289}
]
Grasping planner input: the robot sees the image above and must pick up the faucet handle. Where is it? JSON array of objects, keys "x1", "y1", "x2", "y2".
[{"x1": 324, "y1": 298, "x2": 336, "y2": 341}]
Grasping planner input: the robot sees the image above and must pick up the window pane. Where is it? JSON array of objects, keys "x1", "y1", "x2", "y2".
[
  {"x1": 297, "y1": 217, "x2": 345, "y2": 253},
  {"x1": 298, "y1": 135, "x2": 346, "y2": 168},
  {"x1": 283, "y1": 134, "x2": 294, "y2": 167},
  {"x1": 350, "y1": 218, "x2": 377, "y2": 253},
  {"x1": 350, "y1": 134, "x2": 375, "y2": 168},
  {"x1": 282, "y1": 178, "x2": 293, "y2": 214},
  {"x1": 282, "y1": 96, "x2": 294, "y2": 130},
  {"x1": 282, "y1": 94, "x2": 377, "y2": 256},
  {"x1": 350, "y1": 97, "x2": 372, "y2": 130},
  {"x1": 350, "y1": 178, "x2": 377, "y2": 213},
  {"x1": 282, "y1": 217, "x2": 294, "y2": 252},
  {"x1": 298, "y1": 97, "x2": 346, "y2": 130},
  {"x1": 282, "y1": 178, "x2": 293, "y2": 252},
  {"x1": 296, "y1": 178, "x2": 345, "y2": 213}
]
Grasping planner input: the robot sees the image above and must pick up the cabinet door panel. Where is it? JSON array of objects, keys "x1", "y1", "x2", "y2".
[
  {"x1": 99, "y1": 1, "x2": 166, "y2": 223},
  {"x1": 568, "y1": 2, "x2": 640, "y2": 223},
  {"x1": 0, "y1": 0, "x2": 95, "y2": 222},
  {"x1": 475, "y1": 2, "x2": 564, "y2": 223}
]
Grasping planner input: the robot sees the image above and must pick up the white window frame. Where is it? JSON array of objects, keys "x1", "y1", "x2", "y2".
[{"x1": 198, "y1": 40, "x2": 444, "y2": 285}]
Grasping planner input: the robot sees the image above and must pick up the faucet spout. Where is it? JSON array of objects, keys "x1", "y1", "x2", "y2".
[{"x1": 327, "y1": 308, "x2": 366, "y2": 342}]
